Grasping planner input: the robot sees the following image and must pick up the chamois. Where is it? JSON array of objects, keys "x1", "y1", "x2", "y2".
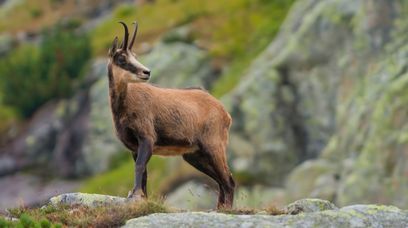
[{"x1": 107, "y1": 21, "x2": 235, "y2": 209}]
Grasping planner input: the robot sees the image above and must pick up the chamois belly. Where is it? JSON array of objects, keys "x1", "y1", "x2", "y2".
[{"x1": 153, "y1": 145, "x2": 198, "y2": 156}]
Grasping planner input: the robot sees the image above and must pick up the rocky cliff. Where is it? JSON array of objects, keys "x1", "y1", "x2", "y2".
[{"x1": 223, "y1": 0, "x2": 408, "y2": 208}]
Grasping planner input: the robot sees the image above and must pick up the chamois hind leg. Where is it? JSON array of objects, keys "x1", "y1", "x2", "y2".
[
  {"x1": 200, "y1": 143, "x2": 235, "y2": 209},
  {"x1": 183, "y1": 151, "x2": 226, "y2": 206}
]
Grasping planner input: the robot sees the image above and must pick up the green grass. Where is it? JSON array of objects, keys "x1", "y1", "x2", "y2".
[
  {"x1": 79, "y1": 156, "x2": 169, "y2": 198},
  {"x1": 3, "y1": 202, "x2": 285, "y2": 227},
  {"x1": 0, "y1": 213, "x2": 61, "y2": 228},
  {"x1": 91, "y1": 0, "x2": 212, "y2": 56},
  {"x1": 92, "y1": 0, "x2": 294, "y2": 97},
  {"x1": 210, "y1": 0, "x2": 295, "y2": 97},
  {"x1": 7, "y1": 200, "x2": 172, "y2": 227}
]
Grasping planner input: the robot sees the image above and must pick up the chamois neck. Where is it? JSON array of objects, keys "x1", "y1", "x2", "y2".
[{"x1": 108, "y1": 63, "x2": 128, "y2": 112}]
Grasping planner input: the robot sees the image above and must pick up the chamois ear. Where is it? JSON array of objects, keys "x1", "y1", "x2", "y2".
[{"x1": 109, "y1": 36, "x2": 118, "y2": 57}]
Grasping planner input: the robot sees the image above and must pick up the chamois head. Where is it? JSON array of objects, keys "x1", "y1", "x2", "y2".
[{"x1": 108, "y1": 21, "x2": 151, "y2": 82}]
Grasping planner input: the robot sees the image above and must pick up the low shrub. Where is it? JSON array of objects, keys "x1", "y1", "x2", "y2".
[{"x1": 0, "y1": 21, "x2": 91, "y2": 118}]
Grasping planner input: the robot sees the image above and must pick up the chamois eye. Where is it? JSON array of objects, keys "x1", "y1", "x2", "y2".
[{"x1": 117, "y1": 55, "x2": 126, "y2": 64}]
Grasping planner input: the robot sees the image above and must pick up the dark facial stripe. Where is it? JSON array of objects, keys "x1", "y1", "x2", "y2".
[{"x1": 113, "y1": 51, "x2": 139, "y2": 74}]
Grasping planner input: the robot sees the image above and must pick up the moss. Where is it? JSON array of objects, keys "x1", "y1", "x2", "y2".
[
  {"x1": 365, "y1": 205, "x2": 400, "y2": 214},
  {"x1": 342, "y1": 209, "x2": 365, "y2": 219}
]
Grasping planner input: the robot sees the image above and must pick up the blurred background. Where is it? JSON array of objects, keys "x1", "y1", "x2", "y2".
[{"x1": 0, "y1": 0, "x2": 407, "y2": 211}]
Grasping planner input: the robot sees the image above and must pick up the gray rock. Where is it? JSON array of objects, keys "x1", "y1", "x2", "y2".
[
  {"x1": 284, "y1": 198, "x2": 338, "y2": 215},
  {"x1": 49, "y1": 193, "x2": 127, "y2": 208},
  {"x1": 141, "y1": 42, "x2": 216, "y2": 89},
  {"x1": 124, "y1": 204, "x2": 408, "y2": 228},
  {"x1": 234, "y1": 186, "x2": 288, "y2": 209},
  {"x1": 165, "y1": 181, "x2": 217, "y2": 210},
  {"x1": 285, "y1": 160, "x2": 336, "y2": 201}
]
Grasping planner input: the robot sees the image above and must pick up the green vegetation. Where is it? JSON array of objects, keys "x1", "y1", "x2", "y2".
[
  {"x1": 210, "y1": 0, "x2": 295, "y2": 97},
  {"x1": 80, "y1": 157, "x2": 169, "y2": 197},
  {"x1": 0, "y1": 0, "x2": 83, "y2": 33},
  {"x1": 0, "y1": 214, "x2": 60, "y2": 228},
  {"x1": 92, "y1": 0, "x2": 294, "y2": 97},
  {"x1": 6, "y1": 200, "x2": 171, "y2": 227},
  {"x1": 1, "y1": 201, "x2": 287, "y2": 227},
  {"x1": 0, "y1": 22, "x2": 91, "y2": 118}
]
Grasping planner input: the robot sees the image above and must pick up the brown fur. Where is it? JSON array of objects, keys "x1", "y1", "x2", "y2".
[{"x1": 107, "y1": 22, "x2": 235, "y2": 209}]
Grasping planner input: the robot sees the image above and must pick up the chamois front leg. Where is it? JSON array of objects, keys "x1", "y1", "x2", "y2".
[{"x1": 128, "y1": 137, "x2": 153, "y2": 200}]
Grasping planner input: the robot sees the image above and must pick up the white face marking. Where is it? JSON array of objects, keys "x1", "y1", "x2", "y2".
[{"x1": 127, "y1": 50, "x2": 150, "y2": 74}]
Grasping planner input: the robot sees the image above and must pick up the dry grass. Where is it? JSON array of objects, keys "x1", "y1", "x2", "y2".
[
  {"x1": 217, "y1": 204, "x2": 286, "y2": 216},
  {"x1": 8, "y1": 200, "x2": 173, "y2": 227}
]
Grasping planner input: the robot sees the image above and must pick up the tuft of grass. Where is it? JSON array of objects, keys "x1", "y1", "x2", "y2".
[
  {"x1": 8, "y1": 200, "x2": 173, "y2": 227},
  {"x1": 218, "y1": 204, "x2": 286, "y2": 216},
  {"x1": 264, "y1": 205, "x2": 287, "y2": 215}
]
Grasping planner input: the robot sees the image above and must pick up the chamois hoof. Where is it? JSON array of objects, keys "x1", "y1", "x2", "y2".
[
  {"x1": 127, "y1": 195, "x2": 145, "y2": 203},
  {"x1": 127, "y1": 190, "x2": 146, "y2": 202},
  {"x1": 127, "y1": 190, "x2": 133, "y2": 198}
]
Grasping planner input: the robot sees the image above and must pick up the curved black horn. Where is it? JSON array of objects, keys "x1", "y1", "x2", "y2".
[
  {"x1": 118, "y1": 21, "x2": 129, "y2": 49},
  {"x1": 129, "y1": 21, "x2": 138, "y2": 50}
]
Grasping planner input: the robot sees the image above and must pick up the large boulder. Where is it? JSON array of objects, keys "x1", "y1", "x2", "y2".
[{"x1": 124, "y1": 204, "x2": 408, "y2": 228}]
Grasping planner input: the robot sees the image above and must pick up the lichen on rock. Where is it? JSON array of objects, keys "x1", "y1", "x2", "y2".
[
  {"x1": 49, "y1": 193, "x2": 127, "y2": 208},
  {"x1": 124, "y1": 203, "x2": 408, "y2": 228}
]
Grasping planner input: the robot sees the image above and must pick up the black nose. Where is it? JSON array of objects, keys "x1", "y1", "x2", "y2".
[{"x1": 143, "y1": 70, "x2": 151, "y2": 76}]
